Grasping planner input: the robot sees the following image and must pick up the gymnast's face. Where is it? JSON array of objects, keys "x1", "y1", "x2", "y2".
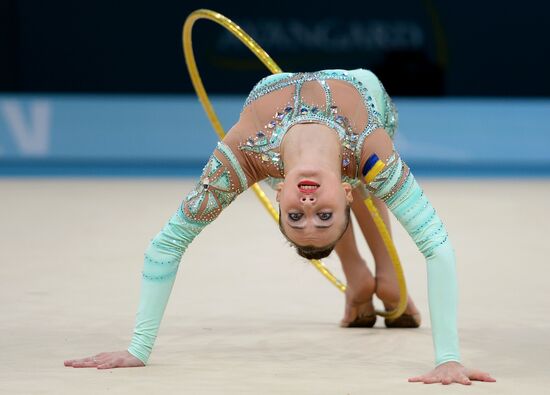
[{"x1": 276, "y1": 167, "x2": 353, "y2": 248}]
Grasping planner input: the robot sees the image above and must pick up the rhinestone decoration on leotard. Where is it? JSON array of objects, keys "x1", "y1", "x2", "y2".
[
  {"x1": 364, "y1": 151, "x2": 448, "y2": 257},
  {"x1": 239, "y1": 72, "x2": 373, "y2": 176},
  {"x1": 182, "y1": 144, "x2": 247, "y2": 226}
]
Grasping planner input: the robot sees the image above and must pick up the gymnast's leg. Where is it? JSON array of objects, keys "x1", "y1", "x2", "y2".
[
  {"x1": 334, "y1": 220, "x2": 376, "y2": 327},
  {"x1": 350, "y1": 189, "x2": 421, "y2": 325}
]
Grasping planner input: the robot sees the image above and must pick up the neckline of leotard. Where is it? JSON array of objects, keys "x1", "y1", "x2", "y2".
[{"x1": 243, "y1": 70, "x2": 383, "y2": 169}]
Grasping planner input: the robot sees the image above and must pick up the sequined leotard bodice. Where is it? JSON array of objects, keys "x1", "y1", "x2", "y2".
[
  {"x1": 178, "y1": 69, "x2": 398, "y2": 227},
  {"x1": 222, "y1": 69, "x2": 398, "y2": 185},
  {"x1": 128, "y1": 69, "x2": 460, "y2": 369}
]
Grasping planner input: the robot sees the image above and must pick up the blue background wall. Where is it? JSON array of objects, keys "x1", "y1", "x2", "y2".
[
  {"x1": 1, "y1": 2, "x2": 548, "y2": 177},
  {"x1": 1, "y1": 95, "x2": 548, "y2": 177}
]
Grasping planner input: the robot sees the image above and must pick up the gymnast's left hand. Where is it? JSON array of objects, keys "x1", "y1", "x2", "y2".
[{"x1": 408, "y1": 361, "x2": 496, "y2": 385}]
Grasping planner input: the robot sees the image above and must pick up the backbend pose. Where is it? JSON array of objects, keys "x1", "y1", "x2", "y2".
[{"x1": 65, "y1": 69, "x2": 495, "y2": 385}]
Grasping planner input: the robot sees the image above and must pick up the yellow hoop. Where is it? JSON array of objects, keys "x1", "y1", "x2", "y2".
[{"x1": 182, "y1": 9, "x2": 407, "y2": 319}]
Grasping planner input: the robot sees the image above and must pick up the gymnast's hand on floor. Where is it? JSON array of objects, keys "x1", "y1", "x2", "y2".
[
  {"x1": 408, "y1": 361, "x2": 495, "y2": 385},
  {"x1": 64, "y1": 351, "x2": 144, "y2": 369}
]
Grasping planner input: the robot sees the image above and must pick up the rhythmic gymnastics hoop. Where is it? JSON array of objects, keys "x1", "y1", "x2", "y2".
[{"x1": 182, "y1": 9, "x2": 407, "y2": 319}]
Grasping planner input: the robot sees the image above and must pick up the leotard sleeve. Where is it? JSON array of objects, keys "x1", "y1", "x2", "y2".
[
  {"x1": 360, "y1": 133, "x2": 460, "y2": 366},
  {"x1": 127, "y1": 141, "x2": 249, "y2": 364}
]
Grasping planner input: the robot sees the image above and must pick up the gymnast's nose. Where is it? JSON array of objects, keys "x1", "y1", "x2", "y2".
[{"x1": 300, "y1": 195, "x2": 316, "y2": 204}]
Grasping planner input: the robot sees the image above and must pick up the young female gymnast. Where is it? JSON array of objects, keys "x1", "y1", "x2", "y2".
[{"x1": 64, "y1": 69, "x2": 495, "y2": 385}]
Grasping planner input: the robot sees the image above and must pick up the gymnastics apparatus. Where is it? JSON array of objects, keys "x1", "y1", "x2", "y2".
[{"x1": 182, "y1": 8, "x2": 408, "y2": 320}]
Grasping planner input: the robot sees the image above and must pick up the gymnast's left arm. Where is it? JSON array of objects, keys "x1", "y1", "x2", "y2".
[{"x1": 360, "y1": 129, "x2": 495, "y2": 385}]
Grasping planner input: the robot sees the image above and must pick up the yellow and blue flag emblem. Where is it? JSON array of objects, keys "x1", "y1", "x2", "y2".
[{"x1": 362, "y1": 154, "x2": 385, "y2": 184}]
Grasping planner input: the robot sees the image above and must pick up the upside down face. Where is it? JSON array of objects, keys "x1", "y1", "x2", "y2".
[{"x1": 276, "y1": 167, "x2": 353, "y2": 248}]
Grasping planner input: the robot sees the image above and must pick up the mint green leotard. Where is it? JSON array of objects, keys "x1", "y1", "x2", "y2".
[{"x1": 127, "y1": 69, "x2": 460, "y2": 367}]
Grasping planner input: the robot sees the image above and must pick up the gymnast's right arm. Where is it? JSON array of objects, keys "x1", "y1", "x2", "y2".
[
  {"x1": 64, "y1": 140, "x2": 250, "y2": 369},
  {"x1": 128, "y1": 141, "x2": 249, "y2": 364}
]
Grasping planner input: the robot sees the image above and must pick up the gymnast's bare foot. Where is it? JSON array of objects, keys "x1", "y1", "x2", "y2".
[
  {"x1": 340, "y1": 260, "x2": 376, "y2": 327},
  {"x1": 64, "y1": 350, "x2": 144, "y2": 369},
  {"x1": 376, "y1": 272, "x2": 421, "y2": 327}
]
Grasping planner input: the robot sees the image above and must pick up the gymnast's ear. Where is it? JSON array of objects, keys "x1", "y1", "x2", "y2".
[
  {"x1": 342, "y1": 182, "x2": 353, "y2": 204},
  {"x1": 275, "y1": 182, "x2": 284, "y2": 202}
]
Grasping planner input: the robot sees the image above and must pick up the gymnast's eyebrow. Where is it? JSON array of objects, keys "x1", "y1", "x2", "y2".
[{"x1": 287, "y1": 223, "x2": 333, "y2": 229}]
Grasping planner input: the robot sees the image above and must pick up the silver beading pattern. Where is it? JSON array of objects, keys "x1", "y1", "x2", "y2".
[{"x1": 239, "y1": 70, "x2": 384, "y2": 176}]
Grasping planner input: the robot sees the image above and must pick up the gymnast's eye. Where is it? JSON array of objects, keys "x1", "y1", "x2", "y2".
[
  {"x1": 288, "y1": 212, "x2": 303, "y2": 221},
  {"x1": 318, "y1": 212, "x2": 332, "y2": 221}
]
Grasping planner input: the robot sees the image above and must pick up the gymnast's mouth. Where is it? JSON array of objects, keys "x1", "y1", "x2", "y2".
[{"x1": 298, "y1": 180, "x2": 320, "y2": 194}]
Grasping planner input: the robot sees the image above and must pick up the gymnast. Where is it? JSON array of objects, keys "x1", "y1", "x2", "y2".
[{"x1": 64, "y1": 68, "x2": 495, "y2": 385}]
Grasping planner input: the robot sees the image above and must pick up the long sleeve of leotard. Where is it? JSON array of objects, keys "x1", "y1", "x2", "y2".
[
  {"x1": 364, "y1": 152, "x2": 460, "y2": 366},
  {"x1": 127, "y1": 142, "x2": 249, "y2": 364}
]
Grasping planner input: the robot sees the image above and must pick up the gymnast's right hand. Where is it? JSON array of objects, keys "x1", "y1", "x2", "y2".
[{"x1": 64, "y1": 351, "x2": 145, "y2": 369}]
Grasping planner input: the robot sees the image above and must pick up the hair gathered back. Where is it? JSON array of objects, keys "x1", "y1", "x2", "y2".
[{"x1": 294, "y1": 243, "x2": 337, "y2": 260}]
